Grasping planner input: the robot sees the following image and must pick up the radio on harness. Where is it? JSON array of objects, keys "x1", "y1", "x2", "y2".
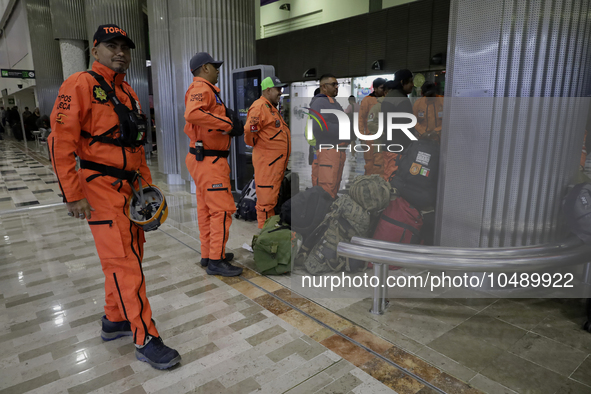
[{"x1": 84, "y1": 71, "x2": 147, "y2": 148}]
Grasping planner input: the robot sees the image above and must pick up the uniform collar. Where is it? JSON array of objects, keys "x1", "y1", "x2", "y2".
[
  {"x1": 193, "y1": 76, "x2": 220, "y2": 92},
  {"x1": 261, "y1": 96, "x2": 276, "y2": 109},
  {"x1": 92, "y1": 61, "x2": 126, "y2": 86}
]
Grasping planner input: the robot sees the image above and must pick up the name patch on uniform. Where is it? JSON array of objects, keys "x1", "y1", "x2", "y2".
[
  {"x1": 212, "y1": 183, "x2": 223, "y2": 188},
  {"x1": 93, "y1": 86, "x2": 108, "y2": 103},
  {"x1": 418, "y1": 111, "x2": 425, "y2": 118},
  {"x1": 416, "y1": 151, "x2": 431, "y2": 166},
  {"x1": 56, "y1": 113, "x2": 67, "y2": 124},
  {"x1": 191, "y1": 93, "x2": 203, "y2": 102}
]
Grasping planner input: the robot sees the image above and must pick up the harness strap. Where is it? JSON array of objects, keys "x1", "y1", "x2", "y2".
[
  {"x1": 189, "y1": 147, "x2": 230, "y2": 158},
  {"x1": 79, "y1": 160, "x2": 138, "y2": 183}
]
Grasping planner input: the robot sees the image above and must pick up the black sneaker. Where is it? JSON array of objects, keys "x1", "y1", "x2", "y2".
[
  {"x1": 200, "y1": 253, "x2": 233, "y2": 267},
  {"x1": 101, "y1": 315, "x2": 132, "y2": 341},
  {"x1": 135, "y1": 336, "x2": 181, "y2": 370},
  {"x1": 206, "y1": 258, "x2": 243, "y2": 277}
]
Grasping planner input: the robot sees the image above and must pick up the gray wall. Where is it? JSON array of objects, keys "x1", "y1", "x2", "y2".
[
  {"x1": 437, "y1": 0, "x2": 591, "y2": 247},
  {"x1": 147, "y1": 0, "x2": 256, "y2": 179},
  {"x1": 24, "y1": 0, "x2": 64, "y2": 117},
  {"x1": 256, "y1": 0, "x2": 450, "y2": 82}
]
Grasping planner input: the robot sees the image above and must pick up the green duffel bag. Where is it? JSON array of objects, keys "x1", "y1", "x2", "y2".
[{"x1": 252, "y1": 215, "x2": 292, "y2": 275}]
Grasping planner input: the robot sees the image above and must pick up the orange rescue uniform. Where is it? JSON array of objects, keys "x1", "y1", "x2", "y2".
[
  {"x1": 358, "y1": 94, "x2": 379, "y2": 175},
  {"x1": 184, "y1": 77, "x2": 235, "y2": 260},
  {"x1": 244, "y1": 96, "x2": 291, "y2": 228},
  {"x1": 49, "y1": 61, "x2": 158, "y2": 346},
  {"x1": 413, "y1": 96, "x2": 444, "y2": 141}
]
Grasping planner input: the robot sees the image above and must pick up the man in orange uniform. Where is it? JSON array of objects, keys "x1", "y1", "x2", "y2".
[
  {"x1": 244, "y1": 76, "x2": 291, "y2": 228},
  {"x1": 184, "y1": 52, "x2": 244, "y2": 277},
  {"x1": 49, "y1": 25, "x2": 180, "y2": 370},
  {"x1": 413, "y1": 82, "x2": 444, "y2": 141},
  {"x1": 358, "y1": 78, "x2": 386, "y2": 175}
]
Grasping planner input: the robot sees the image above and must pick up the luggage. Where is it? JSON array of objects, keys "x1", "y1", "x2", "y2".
[
  {"x1": 274, "y1": 170, "x2": 299, "y2": 216},
  {"x1": 283, "y1": 186, "x2": 334, "y2": 238},
  {"x1": 348, "y1": 174, "x2": 392, "y2": 212},
  {"x1": 297, "y1": 195, "x2": 371, "y2": 274},
  {"x1": 563, "y1": 183, "x2": 591, "y2": 244},
  {"x1": 252, "y1": 215, "x2": 292, "y2": 275},
  {"x1": 373, "y1": 197, "x2": 423, "y2": 244},
  {"x1": 235, "y1": 177, "x2": 257, "y2": 221},
  {"x1": 390, "y1": 139, "x2": 440, "y2": 211}
]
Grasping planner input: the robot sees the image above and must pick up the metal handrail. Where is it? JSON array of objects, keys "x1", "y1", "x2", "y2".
[
  {"x1": 337, "y1": 238, "x2": 591, "y2": 315},
  {"x1": 337, "y1": 240, "x2": 591, "y2": 272},
  {"x1": 349, "y1": 236, "x2": 583, "y2": 257}
]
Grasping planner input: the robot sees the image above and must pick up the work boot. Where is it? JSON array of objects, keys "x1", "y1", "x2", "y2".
[
  {"x1": 101, "y1": 315, "x2": 132, "y2": 341},
  {"x1": 206, "y1": 258, "x2": 243, "y2": 277},
  {"x1": 135, "y1": 336, "x2": 181, "y2": 370},
  {"x1": 200, "y1": 252, "x2": 233, "y2": 267}
]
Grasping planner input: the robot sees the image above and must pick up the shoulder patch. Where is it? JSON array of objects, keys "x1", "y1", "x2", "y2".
[{"x1": 56, "y1": 113, "x2": 67, "y2": 124}]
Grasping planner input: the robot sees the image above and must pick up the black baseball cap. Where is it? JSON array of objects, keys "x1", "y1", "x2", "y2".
[
  {"x1": 93, "y1": 24, "x2": 135, "y2": 49},
  {"x1": 190, "y1": 52, "x2": 223, "y2": 73}
]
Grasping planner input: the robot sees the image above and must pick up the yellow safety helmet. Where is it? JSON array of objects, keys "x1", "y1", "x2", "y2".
[{"x1": 127, "y1": 183, "x2": 168, "y2": 232}]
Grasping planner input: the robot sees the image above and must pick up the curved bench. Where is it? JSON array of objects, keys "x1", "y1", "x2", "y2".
[{"x1": 337, "y1": 236, "x2": 591, "y2": 314}]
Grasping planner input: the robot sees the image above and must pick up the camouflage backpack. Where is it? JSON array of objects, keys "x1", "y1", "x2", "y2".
[
  {"x1": 296, "y1": 195, "x2": 371, "y2": 275},
  {"x1": 348, "y1": 175, "x2": 392, "y2": 212}
]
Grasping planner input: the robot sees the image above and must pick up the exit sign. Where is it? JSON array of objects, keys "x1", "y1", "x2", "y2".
[{"x1": 1, "y1": 69, "x2": 36, "y2": 79}]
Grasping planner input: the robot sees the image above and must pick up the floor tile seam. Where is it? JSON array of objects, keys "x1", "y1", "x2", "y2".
[
  {"x1": 0, "y1": 202, "x2": 63, "y2": 216},
  {"x1": 519, "y1": 324, "x2": 590, "y2": 356},
  {"x1": 467, "y1": 374, "x2": 519, "y2": 394},
  {"x1": 279, "y1": 360, "x2": 341, "y2": 394},
  {"x1": 239, "y1": 276, "x2": 449, "y2": 394},
  {"x1": 566, "y1": 353, "x2": 591, "y2": 382}
]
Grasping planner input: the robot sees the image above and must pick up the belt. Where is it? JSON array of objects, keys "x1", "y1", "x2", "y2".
[
  {"x1": 189, "y1": 147, "x2": 230, "y2": 158},
  {"x1": 79, "y1": 160, "x2": 138, "y2": 182}
]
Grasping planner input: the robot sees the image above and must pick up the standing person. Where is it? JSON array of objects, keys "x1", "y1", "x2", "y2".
[
  {"x1": 412, "y1": 82, "x2": 443, "y2": 142},
  {"x1": 49, "y1": 24, "x2": 181, "y2": 370},
  {"x1": 0, "y1": 107, "x2": 5, "y2": 135},
  {"x1": 184, "y1": 52, "x2": 244, "y2": 276},
  {"x1": 311, "y1": 74, "x2": 347, "y2": 198},
  {"x1": 22, "y1": 106, "x2": 32, "y2": 120},
  {"x1": 244, "y1": 76, "x2": 291, "y2": 229},
  {"x1": 306, "y1": 88, "x2": 321, "y2": 186},
  {"x1": 10, "y1": 106, "x2": 22, "y2": 140},
  {"x1": 381, "y1": 70, "x2": 415, "y2": 181},
  {"x1": 358, "y1": 78, "x2": 386, "y2": 175}
]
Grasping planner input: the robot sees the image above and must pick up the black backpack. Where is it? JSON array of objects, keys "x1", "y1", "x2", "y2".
[
  {"x1": 274, "y1": 170, "x2": 299, "y2": 215},
  {"x1": 284, "y1": 186, "x2": 334, "y2": 239},
  {"x1": 235, "y1": 177, "x2": 257, "y2": 221},
  {"x1": 390, "y1": 140, "x2": 440, "y2": 211},
  {"x1": 563, "y1": 183, "x2": 591, "y2": 244}
]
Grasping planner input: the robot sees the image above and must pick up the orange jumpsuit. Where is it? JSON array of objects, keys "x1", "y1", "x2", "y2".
[
  {"x1": 184, "y1": 77, "x2": 235, "y2": 260},
  {"x1": 244, "y1": 96, "x2": 291, "y2": 228},
  {"x1": 413, "y1": 96, "x2": 444, "y2": 141},
  {"x1": 358, "y1": 94, "x2": 379, "y2": 175},
  {"x1": 49, "y1": 61, "x2": 157, "y2": 346}
]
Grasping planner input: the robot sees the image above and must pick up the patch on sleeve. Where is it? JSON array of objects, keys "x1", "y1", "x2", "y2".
[
  {"x1": 56, "y1": 113, "x2": 67, "y2": 124},
  {"x1": 190, "y1": 93, "x2": 203, "y2": 102},
  {"x1": 212, "y1": 183, "x2": 223, "y2": 188}
]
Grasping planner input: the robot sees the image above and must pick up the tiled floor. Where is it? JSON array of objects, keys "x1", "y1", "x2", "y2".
[{"x1": 1, "y1": 138, "x2": 590, "y2": 394}]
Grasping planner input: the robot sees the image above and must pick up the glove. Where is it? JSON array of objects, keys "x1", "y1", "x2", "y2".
[{"x1": 226, "y1": 107, "x2": 244, "y2": 137}]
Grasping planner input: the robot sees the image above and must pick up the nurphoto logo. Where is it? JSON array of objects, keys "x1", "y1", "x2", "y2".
[{"x1": 306, "y1": 109, "x2": 418, "y2": 152}]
